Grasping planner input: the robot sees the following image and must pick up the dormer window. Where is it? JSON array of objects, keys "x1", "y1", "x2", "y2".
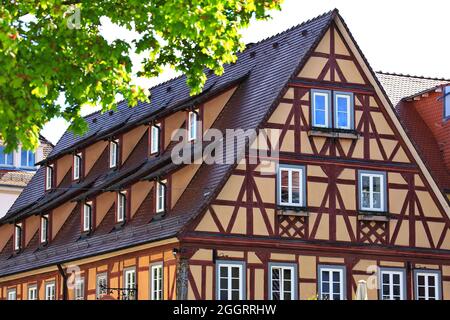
[
  {"x1": 40, "y1": 214, "x2": 49, "y2": 244},
  {"x1": 73, "y1": 152, "x2": 82, "y2": 180},
  {"x1": 156, "y1": 180, "x2": 166, "y2": 213},
  {"x1": 444, "y1": 85, "x2": 450, "y2": 119},
  {"x1": 82, "y1": 202, "x2": 93, "y2": 233},
  {"x1": 117, "y1": 191, "x2": 127, "y2": 223},
  {"x1": 109, "y1": 139, "x2": 119, "y2": 168},
  {"x1": 188, "y1": 111, "x2": 198, "y2": 141},
  {"x1": 45, "y1": 164, "x2": 54, "y2": 190},
  {"x1": 150, "y1": 124, "x2": 160, "y2": 154},
  {"x1": 14, "y1": 223, "x2": 23, "y2": 252}
]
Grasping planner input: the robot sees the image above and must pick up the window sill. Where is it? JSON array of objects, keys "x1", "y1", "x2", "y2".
[
  {"x1": 357, "y1": 212, "x2": 389, "y2": 222},
  {"x1": 308, "y1": 128, "x2": 359, "y2": 140},
  {"x1": 277, "y1": 206, "x2": 309, "y2": 217}
]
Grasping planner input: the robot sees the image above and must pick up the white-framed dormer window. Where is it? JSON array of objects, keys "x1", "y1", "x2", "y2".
[
  {"x1": 318, "y1": 265, "x2": 345, "y2": 300},
  {"x1": 188, "y1": 110, "x2": 198, "y2": 141},
  {"x1": 40, "y1": 214, "x2": 49, "y2": 244},
  {"x1": 444, "y1": 85, "x2": 450, "y2": 119},
  {"x1": 277, "y1": 165, "x2": 306, "y2": 207},
  {"x1": 414, "y1": 270, "x2": 441, "y2": 300},
  {"x1": 334, "y1": 92, "x2": 353, "y2": 129},
  {"x1": 45, "y1": 164, "x2": 54, "y2": 190},
  {"x1": 150, "y1": 263, "x2": 163, "y2": 300},
  {"x1": 109, "y1": 139, "x2": 119, "y2": 168},
  {"x1": 124, "y1": 268, "x2": 136, "y2": 300},
  {"x1": 359, "y1": 171, "x2": 386, "y2": 212},
  {"x1": 7, "y1": 288, "x2": 17, "y2": 300},
  {"x1": 269, "y1": 263, "x2": 297, "y2": 300},
  {"x1": 150, "y1": 124, "x2": 160, "y2": 154},
  {"x1": 20, "y1": 149, "x2": 36, "y2": 168},
  {"x1": 73, "y1": 152, "x2": 82, "y2": 180},
  {"x1": 379, "y1": 268, "x2": 405, "y2": 300},
  {"x1": 74, "y1": 277, "x2": 85, "y2": 300},
  {"x1": 216, "y1": 261, "x2": 245, "y2": 300},
  {"x1": 312, "y1": 89, "x2": 331, "y2": 128},
  {"x1": 82, "y1": 202, "x2": 92, "y2": 233},
  {"x1": 0, "y1": 146, "x2": 14, "y2": 167},
  {"x1": 96, "y1": 273, "x2": 108, "y2": 299},
  {"x1": 45, "y1": 281, "x2": 56, "y2": 300},
  {"x1": 28, "y1": 285, "x2": 38, "y2": 300},
  {"x1": 156, "y1": 180, "x2": 166, "y2": 213},
  {"x1": 14, "y1": 223, "x2": 22, "y2": 252},
  {"x1": 117, "y1": 191, "x2": 126, "y2": 223}
]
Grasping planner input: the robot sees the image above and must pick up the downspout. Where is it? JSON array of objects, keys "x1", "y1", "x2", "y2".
[{"x1": 57, "y1": 264, "x2": 68, "y2": 300}]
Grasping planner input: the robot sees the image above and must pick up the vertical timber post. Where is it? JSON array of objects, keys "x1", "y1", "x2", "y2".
[{"x1": 176, "y1": 257, "x2": 189, "y2": 300}]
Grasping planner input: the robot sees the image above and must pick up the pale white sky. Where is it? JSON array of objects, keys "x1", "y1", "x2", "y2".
[{"x1": 41, "y1": 0, "x2": 450, "y2": 144}]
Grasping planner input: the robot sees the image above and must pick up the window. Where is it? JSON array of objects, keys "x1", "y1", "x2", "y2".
[
  {"x1": 359, "y1": 171, "x2": 386, "y2": 212},
  {"x1": 28, "y1": 285, "x2": 38, "y2": 300},
  {"x1": 96, "y1": 273, "x2": 108, "y2": 299},
  {"x1": 14, "y1": 223, "x2": 22, "y2": 252},
  {"x1": 216, "y1": 261, "x2": 245, "y2": 300},
  {"x1": 269, "y1": 263, "x2": 297, "y2": 300},
  {"x1": 334, "y1": 92, "x2": 353, "y2": 129},
  {"x1": 45, "y1": 165, "x2": 54, "y2": 190},
  {"x1": 21, "y1": 149, "x2": 35, "y2": 168},
  {"x1": 444, "y1": 85, "x2": 450, "y2": 119},
  {"x1": 82, "y1": 202, "x2": 92, "y2": 233},
  {"x1": 312, "y1": 90, "x2": 331, "y2": 128},
  {"x1": 150, "y1": 263, "x2": 163, "y2": 300},
  {"x1": 277, "y1": 165, "x2": 306, "y2": 207},
  {"x1": 0, "y1": 146, "x2": 14, "y2": 166},
  {"x1": 379, "y1": 268, "x2": 405, "y2": 300},
  {"x1": 318, "y1": 265, "x2": 345, "y2": 300},
  {"x1": 7, "y1": 288, "x2": 17, "y2": 300},
  {"x1": 40, "y1": 214, "x2": 49, "y2": 244},
  {"x1": 188, "y1": 111, "x2": 198, "y2": 141},
  {"x1": 150, "y1": 124, "x2": 160, "y2": 154},
  {"x1": 45, "y1": 281, "x2": 56, "y2": 300},
  {"x1": 74, "y1": 278, "x2": 85, "y2": 300},
  {"x1": 117, "y1": 192, "x2": 126, "y2": 223},
  {"x1": 414, "y1": 270, "x2": 441, "y2": 300},
  {"x1": 124, "y1": 268, "x2": 136, "y2": 300},
  {"x1": 73, "y1": 153, "x2": 82, "y2": 180},
  {"x1": 109, "y1": 139, "x2": 119, "y2": 168},
  {"x1": 156, "y1": 180, "x2": 166, "y2": 213}
]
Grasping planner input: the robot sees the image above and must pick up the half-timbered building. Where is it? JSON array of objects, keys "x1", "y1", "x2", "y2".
[{"x1": 0, "y1": 9, "x2": 449, "y2": 301}]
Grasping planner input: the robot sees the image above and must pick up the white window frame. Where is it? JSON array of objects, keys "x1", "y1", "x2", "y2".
[
  {"x1": 216, "y1": 261, "x2": 245, "y2": 300},
  {"x1": 40, "y1": 214, "x2": 49, "y2": 244},
  {"x1": 379, "y1": 268, "x2": 405, "y2": 300},
  {"x1": 73, "y1": 153, "x2": 82, "y2": 180},
  {"x1": 109, "y1": 139, "x2": 119, "y2": 168},
  {"x1": 83, "y1": 202, "x2": 92, "y2": 232},
  {"x1": 74, "y1": 277, "x2": 85, "y2": 300},
  {"x1": 334, "y1": 92, "x2": 353, "y2": 129},
  {"x1": 45, "y1": 165, "x2": 54, "y2": 190},
  {"x1": 150, "y1": 124, "x2": 160, "y2": 154},
  {"x1": 117, "y1": 191, "x2": 126, "y2": 223},
  {"x1": 7, "y1": 288, "x2": 17, "y2": 300},
  {"x1": 14, "y1": 223, "x2": 22, "y2": 251},
  {"x1": 45, "y1": 281, "x2": 56, "y2": 300},
  {"x1": 444, "y1": 85, "x2": 450, "y2": 119},
  {"x1": 20, "y1": 149, "x2": 36, "y2": 168},
  {"x1": 269, "y1": 263, "x2": 297, "y2": 300},
  {"x1": 124, "y1": 268, "x2": 137, "y2": 300},
  {"x1": 312, "y1": 90, "x2": 331, "y2": 128},
  {"x1": 150, "y1": 263, "x2": 163, "y2": 300},
  {"x1": 359, "y1": 171, "x2": 386, "y2": 212},
  {"x1": 96, "y1": 273, "x2": 108, "y2": 299},
  {"x1": 188, "y1": 111, "x2": 198, "y2": 141},
  {"x1": 414, "y1": 270, "x2": 441, "y2": 300},
  {"x1": 28, "y1": 285, "x2": 38, "y2": 300},
  {"x1": 277, "y1": 165, "x2": 306, "y2": 207},
  {"x1": 318, "y1": 265, "x2": 345, "y2": 300},
  {"x1": 0, "y1": 146, "x2": 14, "y2": 167},
  {"x1": 156, "y1": 180, "x2": 166, "y2": 213}
]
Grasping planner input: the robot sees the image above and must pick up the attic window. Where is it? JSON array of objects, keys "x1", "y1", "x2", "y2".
[
  {"x1": 14, "y1": 223, "x2": 22, "y2": 252},
  {"x1": 109, "y1": 139, "x2": 119, "y2": 168},
  {"x1": 40, "y1": 214, "x2": 49, "y2": 244},
  {"x1": 73, "y1": 152, "x2": 82, "y2": 180},
  {"x1": 45, "y1": 164, "x2": 54, "y2": 191},
  {"x1": 82, "y1": 202, "x2": 93, "y2": 233},
  {"x1": 444, "y1": 85, "x2": 450, "y2": 119},
  {"x1": 117, "y1": 191, "x2": 127, "y2": 223}
]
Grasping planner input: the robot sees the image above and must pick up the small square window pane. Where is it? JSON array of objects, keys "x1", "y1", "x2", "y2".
[
  {"x1": 231, "y1": 267, "x2": 239, "y2": 278},
  {"x1": 315, "y1": 110, "x2": 326, "y2": 126},
  {"x1": 332, "y1": 271, "x2": 340, "y2": 282},
  {"x1": 322, "y1": 271, "x2": 329, "y2": 282}
]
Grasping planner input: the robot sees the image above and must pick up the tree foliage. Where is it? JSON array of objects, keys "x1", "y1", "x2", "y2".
[{"x1": 0, "y1": 0, "x2": 282, "y2": 151}]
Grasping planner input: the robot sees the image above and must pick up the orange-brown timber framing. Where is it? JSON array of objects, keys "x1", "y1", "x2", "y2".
[{"x1": 0, "y1": 9, "x2": 449, "y2": 300}]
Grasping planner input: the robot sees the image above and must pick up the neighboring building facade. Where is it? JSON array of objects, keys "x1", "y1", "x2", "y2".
[
  {"x1": 0, "y1": 136, "x2": 53, "y2": 218},
  {"x1": 0, "y1": 10, "x2": 449, "y2": 301}
]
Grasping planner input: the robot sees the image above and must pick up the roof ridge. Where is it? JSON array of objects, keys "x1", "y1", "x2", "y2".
[{"x1": 376, "y1": 70, "x2": 450, "y2": 82}]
